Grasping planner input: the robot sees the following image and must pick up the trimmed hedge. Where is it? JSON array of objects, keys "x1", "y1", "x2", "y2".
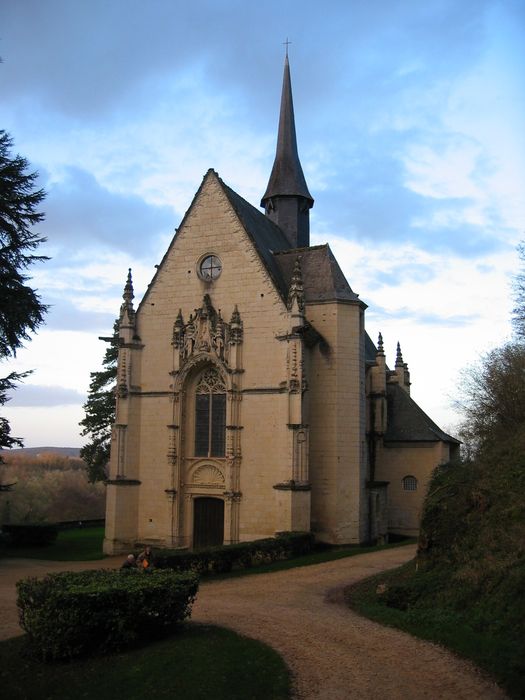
[
  {"x1": 156, "y1": 531, "x2": 315, "y2": 575},
  {"x1": 17, "y1": 568, "x2": 199, "y2": 661},
  {"x1": 3, "y1": 523, "x2": 59, "y2": 547}
]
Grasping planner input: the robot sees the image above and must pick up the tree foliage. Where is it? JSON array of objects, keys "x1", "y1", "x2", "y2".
[
  {"x1": 0, "y1": 131, "x2": 48, "y2": 358},
  {"x1": 512, "y1": 242, "x2": 525, "y2": 340},
  {"x1": 79, "y1": 323, "x2": 118, "y2": 482},
  {"x1": 457, "y1": 242, "x2": 525, "y2": 459},
  {"x1": 0, "y1": 130, "x2": 48, "y2": 455},
  {"x1": 1, "y1": 454, "x2": 105, "y2": 523},
  {"x1": 0, "y1": 371, "x2": 30, "y2": 453},
  {"x1": 456, "y1": 342, "x2": 525, "y2": 457}
]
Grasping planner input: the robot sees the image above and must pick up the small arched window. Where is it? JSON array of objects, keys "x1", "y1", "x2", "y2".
[
  {"x1": 194, "y1": 368, "x2": 226, "y2": 457},
  {"x1": 402, "y1": 475, "x2": 418, "y2": 492}
]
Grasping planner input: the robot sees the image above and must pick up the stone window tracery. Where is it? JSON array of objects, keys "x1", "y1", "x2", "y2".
[{"x1": 194, "y1": 368, "x2": 226, "y2": 457}]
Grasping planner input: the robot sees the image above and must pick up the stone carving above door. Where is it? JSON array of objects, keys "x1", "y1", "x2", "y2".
[
  {"x1": 172, "y1": 295, "x2": 243, "y2": 367},
  {"x1": 191, "y1": 464, "x2": 225, "y2": 488}
]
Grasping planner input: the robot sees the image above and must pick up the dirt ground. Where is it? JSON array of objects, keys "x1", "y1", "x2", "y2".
[{"x1": 0, "y1": 545, "x2": 506, "y2": 699}]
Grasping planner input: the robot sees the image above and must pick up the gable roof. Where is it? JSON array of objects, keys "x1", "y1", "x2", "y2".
[
  {"x1": 221, "y1": 177, "x2": 364, "y2": 307},
  {"x1": 384, "y1": 383, "x2": 459, "y2": 444},
  {"x1": 365, "y1": 332, "x2": 378, "y2": 364},
  {"x1": 220, "y1": 180, "x2": 291, "y2": 298},
  {"x1": 273, "y1": 246, "x2": 362, "y2": 305},
  {"x1": 139, "y1": 169, "x2": 363, "y2": 312},
  {"x1": 138, "y1": 169, "x2": 292, "y2": 312}
]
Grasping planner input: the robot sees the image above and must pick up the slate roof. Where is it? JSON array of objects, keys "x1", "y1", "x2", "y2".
[
  {"x1": 273, "y1": 246, "x2": 361, "y2": 304},
  {"x1": 221, "y1": 180, "x2": 292, "y2": 299},
  {"x1": 384, "y1": 383, "x2": 459, "y2": 444},
  {"x1": 221, "y1": 178, "x2": 363, "y2": 307},
  {"x1": 364, "y1": 332, "x2": 378, "y2": 364},
  {"x1": 261, "y1": 55, "x2": 313, "y2": 206}
]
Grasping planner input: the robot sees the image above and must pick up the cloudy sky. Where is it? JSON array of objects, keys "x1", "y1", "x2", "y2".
[{"x1": 1, "y1": 0, "x2": 524, "y2": 447}]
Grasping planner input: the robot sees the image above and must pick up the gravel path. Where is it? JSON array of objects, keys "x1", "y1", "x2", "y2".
[{"x1": 0, "y1": 546, "x2": 506, "y2": 699}]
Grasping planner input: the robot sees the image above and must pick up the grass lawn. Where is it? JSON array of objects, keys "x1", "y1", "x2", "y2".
[
  {"x1": 0, "y1": 623, "x2": 291, "y2": 700},
  {"x1": 345, "y1": 562, "x2": 524, "y2": 699},
  {"x1": 0, "y1": 533, "x2": 416, "y2": 700},
  {"x1": 0, "y1": 527, "x2": 106, "y2": 561}
]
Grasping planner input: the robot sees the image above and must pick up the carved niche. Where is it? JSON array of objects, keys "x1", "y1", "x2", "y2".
[
  {"x1": 172, "y1": 295, "x2": 242, "y2": 366},
  {"x1": 191, "y1": 464, "x2": 225, "y2": 488}
]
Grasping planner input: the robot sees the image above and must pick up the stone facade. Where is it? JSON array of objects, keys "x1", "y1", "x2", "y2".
[{"x1": 103, "y1": 57, "x2": 459, "y2": 554}]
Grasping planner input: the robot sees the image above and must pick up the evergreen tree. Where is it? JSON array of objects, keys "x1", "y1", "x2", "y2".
[
  {"x1": 0, "y1": 130, "x2": 48, "y2": 455},
  {"x1": 79, "y1": 322, "x2": 118, "y2": 482}
]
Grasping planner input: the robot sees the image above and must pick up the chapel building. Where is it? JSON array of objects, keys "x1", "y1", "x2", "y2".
[{"x1": 103, "y1": 56, "x2": 459, "y2": 554}]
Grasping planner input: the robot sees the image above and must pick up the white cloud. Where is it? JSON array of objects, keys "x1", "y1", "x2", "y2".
[
  {"x1": 403, "y1": 140, "x2": 483, "y2": 201},
  {"x1": 1, "y1": 0, "x2": 523, "y2": 447},
  {"x1": 1, "y1": 405, "x2": 86, "y2": 448},
  {"x1": 318, "y1": 231, "x2": 516, "y2": 432},
  {"x1": 1, "y1": 331, "x2": 108, "y2": 393}
]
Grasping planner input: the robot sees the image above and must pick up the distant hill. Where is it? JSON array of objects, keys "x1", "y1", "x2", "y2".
[
  {"x1": 5, "y1": 447, "x2": 81, "y2": 458},
  {"x1": 0, "y1": 447, "x2": 104, "y2": 522}
]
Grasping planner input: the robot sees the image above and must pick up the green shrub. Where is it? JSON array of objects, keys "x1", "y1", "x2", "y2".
[
  {"x1": 156, "y1": 531, "x2": 315, "y2": 575},
  {"x1": 3, "y1": 523, "x2": 59, "y2": 547},
  {"x1": 17, "y1": 568, "x2": 199, "y2": 661}
]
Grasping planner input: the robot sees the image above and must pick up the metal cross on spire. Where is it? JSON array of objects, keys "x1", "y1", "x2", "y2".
[{"x1": 283, "y1": 37, "x2": 292, "y2": 57}]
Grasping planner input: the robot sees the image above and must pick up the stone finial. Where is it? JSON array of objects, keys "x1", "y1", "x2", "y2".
[
  {"x1": 184, "y1": 314, "x2": 196, "y2": 357},
  {"x1": 119, "y1": 268, "x2": 136, "y2": 325},
  {"x1": 287, "y1": 258, "x2": 305, "y2": 313},
  {"x1": 395, "y1": 341, "x2": 404, "y2": 368},
  {"x1": 395, "y1": 340, "x2": 411, "y2": 394},
  {"x1": 123, "y1": 268, "x2": 134, "y2": 303},
  {"x1": 229, "y1": 305, "x2": 243, "y2": 345},
  {"x1": 216, "y1": 309, "x2": 225, "y2": 335},
  {"x1": 213, "y1": 310, "x2": 226, "y2": 359},
  {"x1": 377, "y1": 332, "x2": 385, "y2": 356},
  {"x1": 230, "y1": 305, "x2": 241, "y2": 326},
  {"x1": 172, "y1": 309, "x2": 185, "y2": 348}
]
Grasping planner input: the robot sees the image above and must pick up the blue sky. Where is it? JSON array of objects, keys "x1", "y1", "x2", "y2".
[{"x1": 1, "y1": 0, "x2": 524, "y2": 446}]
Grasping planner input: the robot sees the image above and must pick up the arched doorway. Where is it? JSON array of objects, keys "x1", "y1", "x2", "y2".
[{"x1": 193, "y1": 497, "x2": 224, "y2": 549}]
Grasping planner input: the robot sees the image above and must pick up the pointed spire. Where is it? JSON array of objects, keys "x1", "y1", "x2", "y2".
[
  {"x1": 395, "y1": 342, "x2": 404, "y2": 368},
  {"x1": 377, "y1": 332, "x2": 385, "y2": 356},
  {"x1": 123, "y1": 268, "x2": 134, "y2": 304},
  {"x1": 119, "y1": 268, "x2": 136, "y2": 326},
  {"x1": 229, "y1": 305, "x2": 243, "y2": 345},
  {"x1": 287, "y1": 258, "x2": 305, "y2": 314},
  {"x1": 216, "y1": 308, "x2": 224, "y2": 332},
  {"x1": 261, "y1": 52, "x2": 313, "y2": 248},
  {"x1": 230, "y1": 305, "x2": 241, "y2": 326},
  {"x1": 172, "y1": 309, "x2": 185, "y2": 348},
  {"x1": 394, "y1": 341, "x2": 411, "y2": 394}
]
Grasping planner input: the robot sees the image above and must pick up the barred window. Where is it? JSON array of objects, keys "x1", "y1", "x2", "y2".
[
  {"x1": 195, "y1": 369, "x2": 226, "y2": 457},
  {"x1": 402, "y1": 475, "x2": 418, "y2": 492}
]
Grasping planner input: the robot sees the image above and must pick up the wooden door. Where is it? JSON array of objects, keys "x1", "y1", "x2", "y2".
[{"x1": 193, "y1": 497, "x2": 224, "y2": 549}]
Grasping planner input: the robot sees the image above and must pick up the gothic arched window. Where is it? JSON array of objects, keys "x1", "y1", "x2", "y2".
[{"x1": 194, "y1": 368, "x2": 226, "y2": 457}]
